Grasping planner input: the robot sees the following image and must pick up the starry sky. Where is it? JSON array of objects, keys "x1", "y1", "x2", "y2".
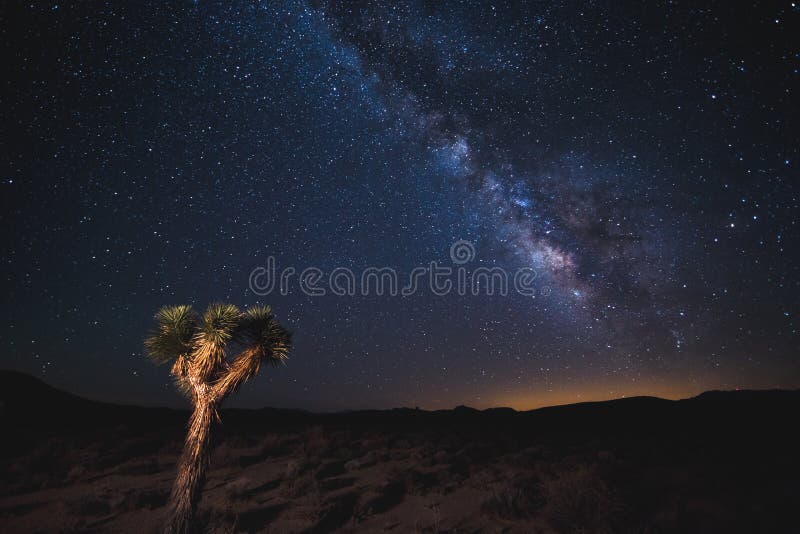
[{"x1": 2, "y1": 1, "x2": 798, "y2": 411}]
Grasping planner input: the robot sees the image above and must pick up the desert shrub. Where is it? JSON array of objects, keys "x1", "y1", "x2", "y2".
[
  {"x1": 354, "y1": 479, "x2": 405, "y2": 520},
  {"x1": 402, "y1": 469, "x2": 438, "y2": 496},
  {"x1": 456, "y1": 441, "x2": 493, "y2": 464},
  {"x1": 597, "y1": 450, "x2": 616, "y2": 462},
  {"x1": 28, "y1": 438, "x2": 68, "y2": 476},
  {"x1": 115, "y1": 456, "x2": 160, "y2": 476},
  {"x1": 314, "y1": 459, "x2": 346, "y2": 479},
  {"x1": 219, "y1": 433, "x2": 295, "y2": 468},
  {"x1": 481, "y1": 477, "x2": 540, "y2": 519},
  {"x1": 224, "y1": 476, "x2": 253, "y2": 501},
  {"x1": 320, "y1": 475, "x2": 357, "y2": 492},
  {"x1": 439, "y1": 434, "x2": 462, "y2": 452},
  {"x1": 413, "y1": 444, "x2": 438, "y2": 467},
  {"x1": 60, "y1": 518, "x2": 90, "y2": 533},
  {"x1": 122, "y1": 487, "x2": 169, "y2": 510},
  {"x1": 222, "y1": 434, "x2": 253, "y2": 450},
  {"x1": 235, "y1": 502, "x2": 287, "y2": 532},
  {"x1": 389, "y1": 449, "x2": 410, "y2": 461},
  {"x1": 158, "y1": 438, "x2": 183, "y2": 455},
  {"x1": 344, "y1": 450, "x2": 381, "y2": 471},
  {"x1": 329, "y1": 446, "x2": 353, "y2": 462},
  {"x1": 363, "y1": 433, "x2": 389, "y2": 451},
  {"x1": 468, "y1": 467, "x2": 502, "y2": 489},
  {"x1": 210, "y1": 440, "x2": 237, "y2": 466},
  {"x1": 540, "y1": 463, "x2": 620, "y2": 534},
  {"x1": 303, "y1": 426, "x2": 332, "y2": 456},
  {"x1": 360, "y1": 450, "x2": 380, "y2": 467},
  {"x1": 66, "y1": 465, "x2": 87, "y2": 481},
  {"x1": 111, "y1": 435, "x2": 165, "y2": 460},
  {"x1": 281, "y1": 462, "x2": 321, "y2": 500},
  {"x1": 344, "y1": 459, "x2": 360, "y2": 471},
  {"x1": 259, "y1": 433, "x2": 292, "y2": 457},
  {"x1": 436, "y1": 468, "x2": 467, "y2": 494},
  {"x1": 197, "y1": 502, "x2": 238, "y2": 534},
  {"x1": 67, "y1": 493, "x2": 113, "y2": 516},
  {"x1": 313, "y1": 491, "x2": 358, "y2": 532},
  {"x1": 501, "y1": 451, "x2": 538, "y2": 470},
  {"x1": 392, "y1": 438, "x2": 412, "y2": 449},
  {"x1": 284, "y1": 458, "x2": 311, "y2": 479}
]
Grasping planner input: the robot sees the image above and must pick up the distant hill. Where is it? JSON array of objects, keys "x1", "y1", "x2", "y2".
[
  {"x1": 0, "y1": 369, "x2": 102, "y2": 418},
  {"x1": 2, "y1": 369, "x2": 799, "y2": 435}
]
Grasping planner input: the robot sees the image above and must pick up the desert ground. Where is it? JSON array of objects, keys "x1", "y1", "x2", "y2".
[{"x1": 1, "y1": 370, "x2": 798, "y2": 533}]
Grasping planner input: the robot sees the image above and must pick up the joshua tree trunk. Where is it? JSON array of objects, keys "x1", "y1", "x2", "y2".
[
  {"x1": 163, "y1": 354, "x2": 262, "y2": 533},
  {"x1": 165, "y1": 385, "x2": 217, "y2": 534}
]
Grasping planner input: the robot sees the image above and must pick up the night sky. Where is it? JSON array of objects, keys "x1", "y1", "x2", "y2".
[{"x1": 3, "y1": 1, "x2": 798, "y2": 411}]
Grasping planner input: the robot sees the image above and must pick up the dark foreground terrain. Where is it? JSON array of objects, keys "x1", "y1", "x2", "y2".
[{"x1": 1, "y1": 371, "x2": 798, "y2": 533}]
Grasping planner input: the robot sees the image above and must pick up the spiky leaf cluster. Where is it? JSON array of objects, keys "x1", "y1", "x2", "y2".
[
  {"x1": 144, "y1": 305, "x2": 197, "y2": 364},
  {"x1": 239, "y1": 305, "x2": 292, "y2": 366},
  {"x1": 144, "y1": 303, "x2": 291, "y2": 385},
  {"x1": 192, "y1": 303, "x2": 242, "y2": 379}
]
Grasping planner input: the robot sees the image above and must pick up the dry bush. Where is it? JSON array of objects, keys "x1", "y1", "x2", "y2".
[
  {"x1": 115, "y1": 456, "x2": 160, "y2": 476},
  {"x1": 325, "y1": 430, "x2": 360, "y2": 461},
  {"x1": 413, "y1": 444, "x2": 438, "y2": 467},
  {"x1": 198, "y1": 502, "x2": 238, "y2": 534},
  {"x1": 303, "y1": 426, "x2": 332, "y2": 456},
  {"x1": 332, "y1": 446, "x2": 356, "y2": 462},
  {"x1": 26, "y1": 437, "x2": 69, "y2": 483},
  {"x1": 354, "y1": 479, "x2": 405, "y2": 520},
  {"x1": 224, "y1": 476, "x2": 253, "y2": 501},
  {"x1": 66, "y1": 465, "x2": 87, "y2": 481},
  {"x1": 314, "y1": 459, "x2": 346, "y2": 480},
  {"x1": 221, "y1": 435, "x2": 253, "y2": 450},
  {"x1": 456, "y1": 441, "x2": 493, "y2": 464},
  {"x1": 363, "y1": 432, "x2": 389, "y2": 450},
  {"x1": 67, "y1": 489, "x2": 121, "y2": 516},
  {"x1": 438, "y1": 469, "x2": 467, "y2": 494},
  {"x1": 389, "y1": 448, "x2": 411, "y2": 461},
  {"x1": 284, "y1": 457, "x2": 309, "y2": 479},
  {"x1": 401, "y1": 468, "x2": 438, "y2": 496},
  {"x1": 217, "y1": 433, "x2": 295, "y2": 468},
  {"x1": 539, "y1": 463, "x2": 620, "y2": 534},
  {"x1": 392, "y1": 437, "x2": 412, "y2": 449},
  {"x1": 312, "y1": 491, "x2": 359, "y2": 532},
  {"x1": 259, "y1": 433, "x2": 293, "y2": 457},
  {"x1": 438, "y1": 434, "x2": 462, "y2": 452},
  {"x1": 211, "y1": 441, "x2": 238, "y2": 466},
  {"x1": 281, "y1": 461, "x2": 322, "y2": 501},
  {"x1": 481, "y1": 477, "x2": 540, "y2": 519},
  {"x1": 468, "y1": 467, "x2": 502, "y2": 490},
  {"x1": 121, "y1": 487, "x2": 169, "y2": 511},
  {"x1": 500, "y1": 450, "x2": 539, "y2": 471}
]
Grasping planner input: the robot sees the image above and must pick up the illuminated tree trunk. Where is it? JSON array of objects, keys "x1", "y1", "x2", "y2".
[
  {"x1": 163, "y1": 355, "x2": 259, "y2": 533},
  {"x1": 145, "y1": 304, "x2": 291, "y2": 534},
  {"x1": 165, "y1": 386, "x2": 217, "y2": 534}
]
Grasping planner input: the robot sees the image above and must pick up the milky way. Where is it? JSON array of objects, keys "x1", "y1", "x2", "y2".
[{"x1": 2, "y1": 1, "x2": 798, "y2": 410}]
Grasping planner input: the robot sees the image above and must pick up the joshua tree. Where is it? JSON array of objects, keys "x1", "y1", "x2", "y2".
[{"x1": 145, "y1": 303, "x2": 291, "y2": 534}]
